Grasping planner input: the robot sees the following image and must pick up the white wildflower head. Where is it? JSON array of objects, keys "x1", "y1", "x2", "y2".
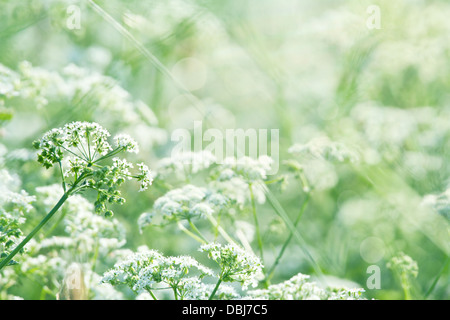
[
  {"x1": 214, "y1": 156, "x2": 273, "y2": 183},
  {"x1": 288, "y1": 137, "x2": 359, "y2": 163},
  {"x1": 136, "y1": 162, "x2": 153, "y2": 192},
  {"x1": 32, "y1": 121, "x2": 152, "y2": 217},
  {"x1": 101, "y1": 248, "x2": 213, "y2": 295},
  {"x1": 114, "y1": 134, "x2": 139, "y2": 153},
  {"x1": 421, "y1": 188, "x2": 450, "y2": 219},
  {"x1": 150, "y1": 185, "x2": 229, "y2": 223},
  {"x1": 387, "y1": 252, "x2": 419, "y2": 279},
  {"x1": 0, "y1": 188, "x2": 35, "y2": 265},
  {"x1": 287, "y1": 137, "x2": 359, "y2": 192},
  {"x1": 156, "y1": 150, "x2": 217, "y2": 180},
  {"x1": 179, "y1": 277, "x2": 241, "y2": 300},
  {"x1": 247, "y1": 272, "x2": 366, "y2": 300},
  {"x1": 199, "y1": 242, "x2": 263, "y2": 290}
]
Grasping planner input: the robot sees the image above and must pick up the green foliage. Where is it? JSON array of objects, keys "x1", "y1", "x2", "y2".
[{"x1": 0, "y1": 0, "x2": 448, "y2": 301}]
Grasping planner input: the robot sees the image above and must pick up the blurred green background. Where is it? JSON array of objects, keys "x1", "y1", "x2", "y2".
[{"x1": 0, "y1": 0, "x2": 449, "y2": 300}]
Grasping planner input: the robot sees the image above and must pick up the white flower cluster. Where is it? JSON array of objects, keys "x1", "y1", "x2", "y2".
[
  {"x1": 0, "y1": 168, "x2": 35, "y2": 262},
  {"x1": 387, "y1": 252, "x2": 419, "y2": 279},
  {"x1": 33, "y1": 121, "x2": 152, "y2": 216},
  {"x1": 179, "y1": 278, "x2": 240, "y2": 300},
  {"x1": 12, "y1": 61, "x2": 157, "y2": 127},
  {"x1": 422, "y1": 188, "x2": 450, "y2": 219},
  {"x1": 199, "y1": 242, "x2": 263, "y2": 290},
  {"x1": 1, "y1": 61, "x2": 166, "y2": 156},
  {"x1": 102, "y1": 246, "x2": 214, "y2": 297},
  {"x1": 4, "y1": 184, "x2": 130, "y2": 300},
  {"x1": 156, "y1": 151, "x2": 216, "y2": 179},
  {"x1": 147, "y1": 184, "x2": 229, "y2": 223},
  {"x1": 34, "y1": 184, "x2": 127, "y2": 255},
  {"x1": 247, "y1": 273, "x2": 365, "y2": 300},
  {"x1": 34, "y1": 121, "x2": 142, "y2": 169},
  {"x1": 216, "y1": 156, "x2": 274, "y2": 183},
  {"x1": 114, "y1": 134, "x2": 139, "y2": 154},
  {"x1": 207, "y1": 156, "x2": 273, "y2": 206},
  {"x1": 136, "y1": 162, "x2": 153, "y2": 192},
  {"x1": 17, "y1": 255, "x2": 124, "y2": 300},
  {"x1": 287, "y1": 137, "x2": 359, "y2": 192},
  {"x1": 350, "y1": 103, "x2": 419, "y2": 151},
  {"x1": 288, "y1": 137, "x2": 359, "y2": 164},
  {"x1": 0, "y1": 64, "x2": 19, "y2": 99}
]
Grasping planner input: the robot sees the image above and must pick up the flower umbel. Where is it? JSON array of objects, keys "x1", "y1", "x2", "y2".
[
  {"x1": 199, "y1": 242, "x2": 263, "y2": 290},
  {"x1": 0, "y1": 122, "x2": 152, "y2": 272},
  {"x1": 33, "y1": 121, "x2": 152, "y2": 216}
]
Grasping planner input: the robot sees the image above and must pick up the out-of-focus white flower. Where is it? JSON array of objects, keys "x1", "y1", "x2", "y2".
[
  {"x1": 247, "y1": 272, "x2": 365, "y2": 300},
  {"x1": 156, "y1": 151, "x2": 216, "y2": 179},
  {"x1": 149, "y1": 184, "x2": 229, "y2": 222}
]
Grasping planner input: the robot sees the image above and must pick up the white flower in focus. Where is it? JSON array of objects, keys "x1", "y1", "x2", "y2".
[{"x1": 199, "y1": 242, "x2": 263, "y2": 290}]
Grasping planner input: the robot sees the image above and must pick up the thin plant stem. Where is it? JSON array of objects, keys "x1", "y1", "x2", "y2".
[
  {"x1": 0, "y1": 192, "x2": 69, "y2": 270},
  {"x1": 86, "y1": 131, "x2": 92, "y2": 161},
  {"x1": 146, "y1": 288, "x2": 158, "y2": 300},
  {"x1": 205, "y1": 214, "x2": 236, "y2": 245},
  {"x1": 0, "y1": 172, "x2": 89, "y2": 271},
  {"x1": 260, "y1": 182, "x2": 324, "y2": 280},
  {"x1": 177, "y1": 222, "x2": 206, "y2": 244},
  {"x1": 58, "y1": 161, "x2": 66, "y2": 192},
  {"x1": 91, "y1": 239, "x2": 100, "y2": 272},
  {"x1": 187, "y1": 218, "x2": 209, "y2": 243},
  {"x1": 265, "y1": 194, "x2": 310, "y2": 285},
  {"x1": 249, "y1": 183, "x2": 264, "y2": 265},
  {"x1": 43, "y1": 207, "x2": 68, "y2": 239},
  {"x1": 424, "y1": 255, "x2": 449, "y2": 299},
  {"x1": 93, "y1": 147, "x2": 123, "y2": 164},
  {"x1": 401, "y1": 273, "x2": 412, "y2": 300},
  {"x1": 209, "y1": 278, "x2": 222, "y2": 300}
]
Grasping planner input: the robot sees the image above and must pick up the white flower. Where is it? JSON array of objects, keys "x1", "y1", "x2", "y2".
[
  {"x1": 156, "y1": 150, "x2": 216, "y2": 179},
  {"x1": 152, "y1": 185, "x2": 229, "y2": 222},
  {"x1": 199, "y1": 242, "x2": 263, "y2": 290},
  {"x1": 217, "y1": 156, "x2": 274, "y2": 182},
  {"x1": 101, "y1": 248, "x2": 213, "y2": 295},
  {"x1": 114, "y1": 134, "x2": 139, "y2": 153},
  {"x1": 288, "y1": 136, "x2": 359, "y2": 163},
  {"x1": 247, "y1": 272, "x2": 365, "y2": 300},
  {"x1": 136, "y1": 162, "x2": 153, "y2": 192}
]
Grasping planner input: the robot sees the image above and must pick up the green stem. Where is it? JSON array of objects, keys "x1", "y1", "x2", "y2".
[
  {"x1": 86, "y1": 131, "x2": 92, "y2": 161},
  {"x1": 249, "y1": 183, "x2": 264, "y2": 264},
  {"x1": 58, "y1": 161, "x2": 66, "y2": 192},
  {"x1": 91, "y1": 239, "x2": 100, "y2": 271},
  {"x1": 177, "y1": 222, "x2": 206, "y2": 244},
  {"x1": 93, "y1": 147, "x2": 123, "y2": 164},
  {"x1": 261, "y1": 182, "x2": 324, "y2": 279},
  {"x1": 43, "y1": 208, "x2": 68, "y2": 239},
  {"x1": 209, "y1": 278, "x2": 222, "y2": 300},
  {"x1": 401, "y1": 273, "x2": 412, "y2": 300},
  {"x1": 205, "y1": 214, "x2": 236, "y2": 245},
  {"x1": 0, "y1": 192, "x2": 69, "y2": 271},
  {"x1": 424, "y1": 255, "x2": 449, "y2": 299},
  {"x1": 187, "y1": 219, "x2": 209, "y2": 243},
  {"x1": 265, "y1": 194, "x2": 310, "y2": 285},
  {"x1": 146, "y1": 288, "x2": 158, "y2": 300}
]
